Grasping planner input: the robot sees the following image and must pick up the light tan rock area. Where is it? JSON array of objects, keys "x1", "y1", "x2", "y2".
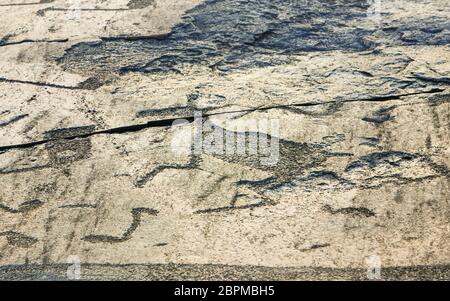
[{"x1": 0, "y1": 0, "x2": 448, "y2": 280}]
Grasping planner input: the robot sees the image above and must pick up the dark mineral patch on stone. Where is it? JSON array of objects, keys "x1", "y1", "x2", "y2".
[
  {"x1": 136, "y1": 106, "x2": 192, "y2": 118},
  {"x1": 268, "y1": 170, "x2": 355, "y2": 192},
  {"x1": 82, "y1": 208, "x2": 159, "y2": 243},
  {"x1": 77, "y1": 77, "x2": 105, "y2": 90},
  {"x1": 362, "y1": 106, "x2": 396, "y2": 123},
  {"x1": 58, "y1": 0, "x2": 450, "y2": 75},
  {"x1": 44, "y1": 125, "x2": 96, "y2": 139},
  {"x1": 345, "y1": 151, "x2": 417, "y2": 172},
  {"x1": 46, "y1": 139, "x2": 92, "y2": 166},
  {"x1": 127, "y1": 0, "x2": 155, "y2": 9},
  {"x1": 0, "y1": 232, "x2": 38, "y2": 248},
  {"x1": 323, "y1": 204, "x2": 376, "y2": 218},
  {"x1": 359, "y1": 137, "x2": 380, "y2": 146},
  {"x1": 0, "y1": 199, "x2": 43, "y2": 214}
]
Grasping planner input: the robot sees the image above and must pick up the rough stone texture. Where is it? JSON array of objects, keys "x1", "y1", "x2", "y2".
[{"x1": 0, "y1": 0, "x2": 449, "y2": 280}]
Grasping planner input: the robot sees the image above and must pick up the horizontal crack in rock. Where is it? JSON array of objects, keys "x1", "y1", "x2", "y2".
[{"x1": 0, "y1": 89, "x2": 445, "y2": 153}]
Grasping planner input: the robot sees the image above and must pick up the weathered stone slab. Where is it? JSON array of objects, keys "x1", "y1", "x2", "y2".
[{"x1": 0, "y1": 0, "x2": 448, "y2": 280}]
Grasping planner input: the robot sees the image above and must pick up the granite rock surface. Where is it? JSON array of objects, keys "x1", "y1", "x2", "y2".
[{"x1": 0, "y1": 0, "x2": 449, "y2": 280}]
